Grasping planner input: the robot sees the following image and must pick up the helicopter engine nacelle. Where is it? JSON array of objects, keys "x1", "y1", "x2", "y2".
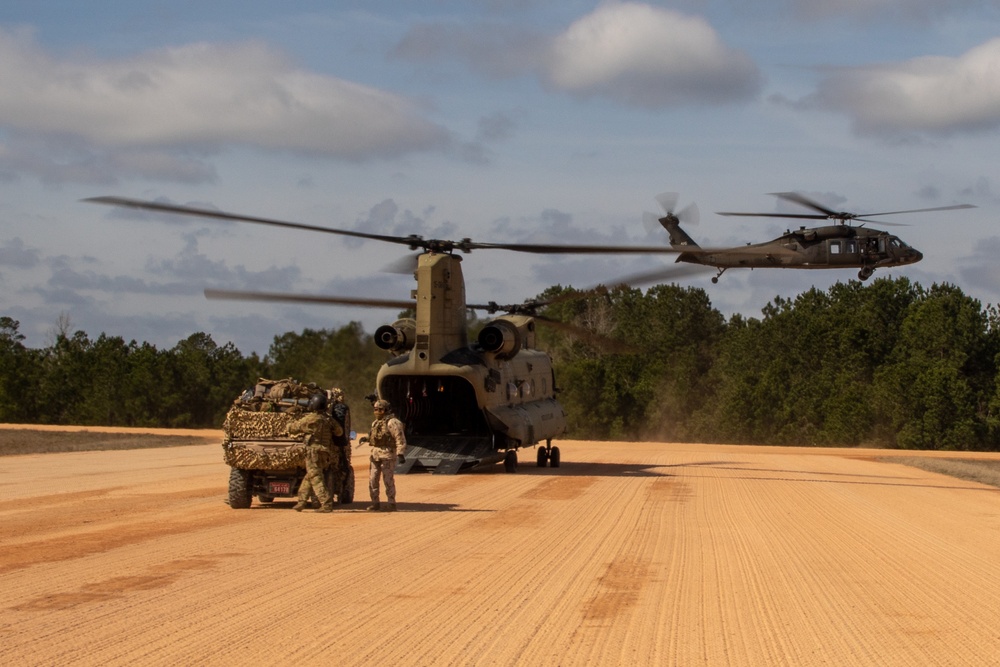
[
  {"x1": 478, "y1": 315, "x2": 534, "y2": 360},
  {"x1": 375, "y1": 318, "x2": 417, "y2": 355}
]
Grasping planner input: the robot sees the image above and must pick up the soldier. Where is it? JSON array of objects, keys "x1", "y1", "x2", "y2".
[
  {"x1": 327, "y1": 386, "x2": 352, "y2": 502},
  {"x1": 359, "y1": 398, "x2": 407, "y2": 512},
  {"x1": 291, "y1": 393, "x2": 343, "y2": 513}
]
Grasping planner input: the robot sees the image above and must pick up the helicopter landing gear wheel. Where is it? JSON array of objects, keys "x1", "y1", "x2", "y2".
[
  {"x1": 858, "y1": 267, "x2": 874, "y2": 281},
  {"x1": 549, "y1": 446, "x2": 561, "y2": 468},
  {"x1": 503, "y1": 450, "x2": 518, "y2": 473},
  {"x1": 711, "y1": 268, "x2": 726, "y2": 284},
  {"x1": 537, "y1": 446, "x2": 549, "y2": 467}
]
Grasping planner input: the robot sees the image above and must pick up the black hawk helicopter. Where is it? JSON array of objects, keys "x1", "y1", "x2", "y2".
[
  {"x1": 649, "y1": 191, "x2": 974, "y2": 283},
  {"x1": 86, "y1": 196, "x2": 700, "y2": 474}
]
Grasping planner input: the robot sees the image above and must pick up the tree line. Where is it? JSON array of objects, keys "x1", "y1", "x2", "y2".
[{"x1": 2, "y1": 276, "x2": 998, "y2": 450}]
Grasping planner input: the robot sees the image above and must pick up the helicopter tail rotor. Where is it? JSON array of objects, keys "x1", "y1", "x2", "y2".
[{"x1": 644, "y1": 192, "x2": 699, "y2": 234}]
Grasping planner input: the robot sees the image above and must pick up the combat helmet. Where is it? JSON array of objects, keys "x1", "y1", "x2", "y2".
[{"x1": 307, "y1": 392, "x2": 328, "y2": 412}]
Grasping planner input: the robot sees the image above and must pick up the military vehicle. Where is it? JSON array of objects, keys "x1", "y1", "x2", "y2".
[
  {"x1": 222, "y1": 378, "x2": 354, "y2": 508},
  {"x1": 86, "y1": 195, "x2": 697, "y2": 474},
  {"x1": 648, "y1": 191, "x2": 974, "y2": 283}
]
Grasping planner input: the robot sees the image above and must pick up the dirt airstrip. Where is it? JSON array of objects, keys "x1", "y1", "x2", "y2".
[{"x1": 3, "y1": 424, "x2": 1000, "y2": 666}]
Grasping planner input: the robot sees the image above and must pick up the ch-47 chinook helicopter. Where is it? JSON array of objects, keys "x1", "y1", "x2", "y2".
[
  {"x1": 650, "y1": 191, "x2": 975, "y2": 283},
  {"x1": 86, "y1": 195, "x2": 699, "y2": 474}
]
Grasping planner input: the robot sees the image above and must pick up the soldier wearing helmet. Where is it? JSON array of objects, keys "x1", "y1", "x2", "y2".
[
  {"x1": 291, "y1": 392, "x2": 342, "y2": 513},
  {"x1": 359, "y1": 398, "x2": 407, "y2": 511}
]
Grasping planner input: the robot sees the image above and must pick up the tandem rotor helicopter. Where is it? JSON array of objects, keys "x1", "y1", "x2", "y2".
[
  {"x1": 647, "y1": 191, "x2": 975, "y2": 283},
  {"x1": 86, "y1": 195, "x2": 701, "y2": 474}
]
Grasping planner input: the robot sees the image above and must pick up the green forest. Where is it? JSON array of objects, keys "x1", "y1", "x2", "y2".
[{"x1": 3, "y1": 275, "x2": 999, "y2": 450}]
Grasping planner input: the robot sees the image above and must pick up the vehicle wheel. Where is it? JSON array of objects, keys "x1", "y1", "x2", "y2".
[
  {"x1": 536, "y1": 447, "x2": 549, "y2": 467},
  {"x1": 549, "y1": 446, "x2": 561, "y2": 468},
  {"x1": 257, "y1": 494, "x2": 275, "y2": 504},
  {"x1": 341, "y1": 466, "x2": 355, "y2": 504},
  {"x1": 228, "y1": 467, "x2": 253, "y2": 509},
  {"x1": 503, "y1": 450, "x2": 518, "y2": 473}
]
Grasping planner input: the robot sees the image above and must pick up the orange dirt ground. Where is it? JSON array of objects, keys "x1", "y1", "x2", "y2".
[{"x1": 3, "y1": 425, "x2": 1000, "y2": 665}]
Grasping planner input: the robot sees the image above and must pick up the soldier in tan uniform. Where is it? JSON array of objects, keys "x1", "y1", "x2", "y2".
[
  {"x1": 359, "y1": 399, "x2": 407, "y2": 512},
  {"x1": 291, "y1": 393, "x2": 343, "y2": 513}
]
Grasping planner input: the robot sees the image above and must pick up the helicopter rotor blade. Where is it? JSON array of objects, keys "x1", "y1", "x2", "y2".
[
  {"x1": 86, "y1": 195, "x2": 690, "y2": 256},
  {"x1": 381, "y1": 253, "x2": 421, "y2": 275},
  {"x1": 533, "y1": 315, "x2": 637, "y2": 354},
  {"x1": 204, "y1": 288, "x2": 414, "y2": 310},
  {"x1": 722, "y1": 193, "x2": 977, "y2": 226},
  {"x1": 654, "y1": 192, "x2": 679, "y2": 215},
  {"x1": 467, "y1": 263, "x2": 712, "y2": 315},
  {"x1": 716, "y1": 212, "x2": 827, "y2": 219},
  {"x1": 464, "y1": 241, "x2": 685, "y2": 254},
  {"x1": 85, "y1": 196, "x2": 421, "y2": 248},
  {"x1": 677, "y1": 201, "x2": 700, "y2": 226},
  {"x1": 769, "y1": 191, "x2": 840, "y2": 217},
  {"x1": 856, "y1": 204, "x2": 977, "y2": 217}
]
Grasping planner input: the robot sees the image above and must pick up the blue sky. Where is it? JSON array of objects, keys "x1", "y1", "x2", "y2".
[{"x1": 2, "y1": 1, "x2": 999, "y2": 356}]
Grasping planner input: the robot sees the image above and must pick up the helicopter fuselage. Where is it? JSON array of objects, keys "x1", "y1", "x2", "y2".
[
  {"x1": 669, "y1": 222, "x2": 922, "y2": 282},
  {"x1": 373, "y1": 252, "x2": 567, "y2": 473}
]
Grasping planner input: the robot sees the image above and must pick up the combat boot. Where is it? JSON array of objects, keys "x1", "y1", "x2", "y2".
[
  {"x1": 366, "y1": 502, "x2": 381, "y2": 511},
  {"x1": 317, "y1": 502, "x2": 334, "y2": 513},
  {"x1": 292, "y1": 501, "x2": 307, "y2": 512},
  {"x1": 386, "y1": 503, "x2": 397, "y2": 512}
]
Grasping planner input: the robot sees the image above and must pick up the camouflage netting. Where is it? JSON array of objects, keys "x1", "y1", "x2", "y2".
[
  {"x1": 222, "y1": 441, "x2": 309, "y2": 470},
  {"x1": 223, "y1": 409, "x2": 298, "y2": 441}
]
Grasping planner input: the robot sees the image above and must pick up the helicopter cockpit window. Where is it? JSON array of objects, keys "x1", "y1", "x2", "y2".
[{"x1": 507, "y1": 382, "x2": 519, "y2": 400}]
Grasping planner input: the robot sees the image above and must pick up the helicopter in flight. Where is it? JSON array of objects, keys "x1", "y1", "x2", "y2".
[
  {"x1": 86, "y1": 195, "x2": 699, "y2": 474},
  {"x1": 649, "y1": 191, "x2": 975, "y2": 283}
]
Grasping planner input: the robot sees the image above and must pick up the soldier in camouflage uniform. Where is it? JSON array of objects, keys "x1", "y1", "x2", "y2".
[
  {"x1": 291, "y1": 393, "x2": 343, "y2": 513},
  {"x1": 360, "y1": 399, "x2": 407, "y2": 512}
]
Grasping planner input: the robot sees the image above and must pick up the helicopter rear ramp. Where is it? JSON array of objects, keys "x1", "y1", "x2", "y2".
[{"x1": 395, "y1": 435, "x2": 502, "y2": 474}]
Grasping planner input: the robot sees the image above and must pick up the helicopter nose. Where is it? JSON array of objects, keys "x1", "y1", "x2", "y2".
[{"x1": 911, "y1": 249, "x2": 923, "y2": 263}]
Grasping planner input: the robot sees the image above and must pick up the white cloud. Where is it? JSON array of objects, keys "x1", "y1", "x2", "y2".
[
  {"x1": 0, "y1": 27, "x2": 451, "y2": 177},
  {"x1": 541, "y1": 3, "x2": 762, "y2": 107},
  {"x1": 394, "y1": 3, "x2": 762, "y2": 109},
  {"x1": 802, "y1": 38, "x2": 1000, "y2": 136}
]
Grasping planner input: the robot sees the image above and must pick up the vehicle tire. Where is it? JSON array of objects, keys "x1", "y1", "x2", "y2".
[
  {"x1": 341, "y1": 466, "x2": 355, "y2": 504},
  {"x1": 228, "y1": 467, "x2": 253, "y2": 509},
  {"x1": 504, "y1": 450, "x2": 518, "y2": 473},
  {"x1": 257, "y1": 494, "x2": 275, "y2": 504},
  {"x1": 536, "y1": 447, "x2": 549, "y2": 467},
  {"x1": 549, "y1": 446, "x2": 561, "y2": 468}
]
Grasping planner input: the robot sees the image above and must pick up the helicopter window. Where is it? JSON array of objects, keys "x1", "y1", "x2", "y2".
[
  {"x1": 829, "y1": 241, "x2": 841, "y2": 255},
  {"x1": 846, "y1": 241, "x2": 857, "y2": 254},
  {"x1": 507, "y1": 382, "x2": 519, "y2": 400}
]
